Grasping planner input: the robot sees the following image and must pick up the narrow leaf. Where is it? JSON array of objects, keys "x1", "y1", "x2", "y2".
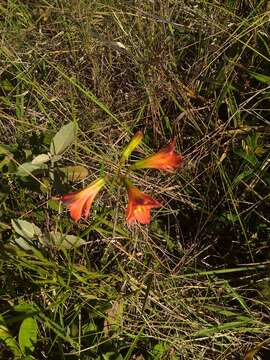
[
  {"x1": 14, "y1": 303, "x2": 37, "y2": 313},
  {"x1": 248, "y1": 71, "x2": 270, "y2": 84},
  {"x1": 234, "y1": 149, "x2": 257, "y2": 166}
]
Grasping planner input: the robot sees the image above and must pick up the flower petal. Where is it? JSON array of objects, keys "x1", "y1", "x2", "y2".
[
  {"x1": 67, "y1": 198, "x2": 86, "y2": 222},
  {"x1": 132, "y1": 138, "x2": 182, "y2": 171},
  {"x1": 134, "y1": 206, "x2": 151, "y2": 224},
  {"x1": 61, "y1": 191, "x2": 81, "y2": 205},
  {"x1": 126, "y1": 202, "x2": 135, "y2": 223},
  {"x1": 82, "y1": 196, "x2": 94, "y2": 219},
  {"x1": 58, "y1": 178, "x2": 105, "y2": 221},
  {"x1": 125, "y1": 184, "x2": 161, "y2": 224}
]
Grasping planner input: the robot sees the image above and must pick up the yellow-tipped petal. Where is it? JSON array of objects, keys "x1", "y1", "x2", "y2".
[
  {"x1": 132, "y1": 138, "x2": 182, "y2": 171},
  {"x1": 59, "y1": 178, "x2": 106, "y2": 221},
  {"x1": 120, "y1": 131, "x2": 143, "y2": 162}
]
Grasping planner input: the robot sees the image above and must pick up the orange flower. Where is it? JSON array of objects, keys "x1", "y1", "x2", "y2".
[
  {"x1": 132, "y1": 138, "x2": 182, "y2": 171},
  {"x1": 59, "y1": 178, "x2": 105, "y2": 221},
  {"x1": 126, "y1": 184, "x2": 161, "y2": 224}
]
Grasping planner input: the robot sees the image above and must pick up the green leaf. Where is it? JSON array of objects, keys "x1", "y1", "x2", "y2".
[
  {"x1": 2, "y1": 79, "x2": 14, "y2": 91},
  {"x1": 234, "y1": 149, "x2": 257, "y2": 166},
  {"x1": 14, "y1": 303, "x2": 37, "y2": 313},
  {"x1": 42, "y1": 231, "x2": 86, "y2": 249},
  {"x1": 16, "y1": 162, "x2": 47, "y2": 177},
  {"x1": 13, "y1": 237, "x2": 33, "y2": 250},
  {"x1": 0, "y1": 316, "x2": 21, "y2": 357},
  {"x1": 50, "y1": 122, "x2": 77, "y2": 156},
  {"x1": 59, "y1": 165, "x2": 89, "y2": 182},
  {"x1": 248, "y1": 71, "x2": 270, "y2": 84},
  {"x1": 0, "y1": 144, "x2": 13, "y2": 155},
  {"x1": 151, "y1": 342, "x2": 169, "y2": 360},
  {"x1": 102, "y1": 352, "x2": 124, "y2": 360},
  {"x1": 18, "y1": 317, "x2": 37, "y2": 355},
  {"x1": 104, "y1": 300, "x2": 123, "y2": 337},
  {"x1": 0, "y1": 155, "x2": 11, "y2": 171},
  {"x1": 31, "y1": 153, "x2": 51, "y2": 164},
  {"x1": 232, "y1": 169, "x2": 253, "y2": 186},
  {"x1": 47, "y1": 199, "x2": 60, "y2": 211},
  {"x1": 82, "y1": 322, "x2": 97, "y2": 335},
  {"x1": 11, "y1": 219, "x2": 42, "y2": 240}
]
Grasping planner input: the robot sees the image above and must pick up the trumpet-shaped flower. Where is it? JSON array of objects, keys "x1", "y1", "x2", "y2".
[
  {"x1": 59, "y1": 178, "x2": 105, "y2": 221},
  {"x1": 125, "y1": 183, "x2": 161, "y2": 224},
  {"x1": 132, "y1": 138, "x2": 182, "y2": 171}
]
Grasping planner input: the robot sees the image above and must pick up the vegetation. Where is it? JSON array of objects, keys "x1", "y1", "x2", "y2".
[{"x1": 1, "y1": 0, "x2": 270, "y2": 359}]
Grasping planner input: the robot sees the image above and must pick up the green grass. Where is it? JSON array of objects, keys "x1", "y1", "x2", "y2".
[{"x1": 1, "y1": 1, "x2": 270, "y2": 359}]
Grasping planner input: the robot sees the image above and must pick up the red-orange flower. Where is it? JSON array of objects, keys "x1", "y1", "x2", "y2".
[
  {"x1": 126, "y1": 185, "x2": 161, "y2": 224},
  {"x1": 59, "y1": 178, "x2": 105, "y2": 221},
  {"x1": 132, "y1": 138, "x2": 182, "y2": 171}
]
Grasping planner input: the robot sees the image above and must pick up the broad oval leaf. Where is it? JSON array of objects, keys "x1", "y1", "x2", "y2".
[
  {"x1": 11, "y1": 219, "x2": 42, "y2": 240},
  {"x1": 31, "y1": 154, "x2": 50, "y2": 164},
  {"x1": 18, "y1": 317, "x2": 37, "y2": 355},
  {"x1": 59, "y1": 165, "x2": 89, "y2": 182},
  {"x1": 16, "y1": 162, "x2": 47, "y2": 177},
  {"x1": 43, "y1": 231, "x2": 86, "y2": 249},
  {"x1": 50, "y1": 122, "x2": 77, "y2": 156},
  {"x1": 12, "y1": 237, "x2": 33, "y2": 250}
]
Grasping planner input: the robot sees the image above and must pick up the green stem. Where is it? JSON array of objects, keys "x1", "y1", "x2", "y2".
[{"x1": 122, "y1": 176, "x2": 133, "y2": 189}]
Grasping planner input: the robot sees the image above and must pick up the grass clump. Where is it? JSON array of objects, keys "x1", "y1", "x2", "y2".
[{"x1": 1, "y1": 1, "x2": 270, "y2": 359}]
